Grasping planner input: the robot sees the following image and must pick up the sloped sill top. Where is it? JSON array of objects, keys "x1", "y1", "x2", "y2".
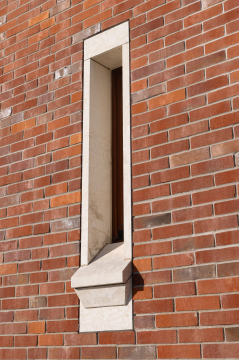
[{"x1": 71, "y1": 242, "x2": 131, "y2": 289}]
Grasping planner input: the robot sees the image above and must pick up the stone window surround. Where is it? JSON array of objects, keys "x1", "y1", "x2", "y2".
[{"x1": 71, "y1": 21, "x2": 133, "y2": 332}]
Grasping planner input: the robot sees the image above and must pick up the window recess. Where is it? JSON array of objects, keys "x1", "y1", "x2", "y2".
[
  {"x1": 112, "y1": 66, "x2": 123, "y2": 243},
  {"x1": 71, "y1": 22, "x2": 132, "y2": 332}
]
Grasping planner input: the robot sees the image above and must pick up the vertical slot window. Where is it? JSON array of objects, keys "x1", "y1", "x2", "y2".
[
  {"x1": 71, "y1": 22, "x2": 132, "y2": 332},
  {"x1": 112, "y1": 67, "x2": 123, "y2": 243}
]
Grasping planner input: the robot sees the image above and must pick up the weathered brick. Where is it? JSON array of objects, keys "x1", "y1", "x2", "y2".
[
  {"x1": 119, "y1": 346, "x2": 156, "y2": 359},
  {"x1": 154, "y1": 282, "x2": 196, "y2": 299},
  {"x1": 173, "y1": 265, "x2": 216, "y2": 282},
  {"x1": 179, "y1": 327, "x2": 223, "y2": 343},
  {"x1": 133, "y1": 213, "x2": 171, "y2": 230}
]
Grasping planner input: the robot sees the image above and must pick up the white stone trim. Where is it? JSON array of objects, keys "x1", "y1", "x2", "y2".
[
  {"x1": 71, "y1": 21, "x2": 132, "y2": 332},
  {"x1": 84, "y1": 22, "x2": 129, "y2": 60}
]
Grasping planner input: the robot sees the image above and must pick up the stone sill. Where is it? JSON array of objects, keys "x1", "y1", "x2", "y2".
[{"x1": 71, "y1": 242, "x2": 131, "y2": 288}]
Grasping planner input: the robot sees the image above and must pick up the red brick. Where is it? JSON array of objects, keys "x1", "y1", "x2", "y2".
[
  {"x1": 44, "y1": 208, "x2": 67, "y2": 222},
  {"x1": 133, "y1": 229, "x2": 151, "y2": 243},
  {"x1": 0, "y1": 336, "x2": 14, "y2": 347},
  {"x1": 219, "y1": 261, "x2": 239, "y2": 277},
  {"x1": 156, "y1": 312, "x2": 198, "y2": 328},
  {"x1": 2, "y1": 298, "x2": 28, "y2": 310},
  {"x1": 66, "y1": 306, "x2": 79, "y2": 319},
  {"x1": 172, "y1": 175, "x2": 214, "y2": 194},
  {"x1": 168, "y1": 95, "x2": 206, "y2": 116},
  {"x1": 225, "y1": 327, "x2": 239, "y2": 341},
  {"x1": 153, "y1": 253, "x2": 194, "y2": 270},
  {"x1": 3, "y1": 274, "x2": 29, "y2": 287},
  {"x1": 30, "y1": 272, "x2": 48, "y2": 284},
  {"x1": 49, "y1": 243, "x2": 79, "y2": 257},
  {"x1": 5, "y1": 249, "x2": 30, "y2": 263},
  {"x1": 133, "y1": 184, "x2": 170, "y2": 202},
  {"x1": 0, "y1": 349, "x2": 27, "y2": 359},
  {"x1": 38, "y1": 334, "x2": 63, "y2": 346},
  {"x1": 203, "y1": 343, "x2": 239, "y2": 358},
  {"x1": 99, "y1": 331, "x2": 135, "y2": 345},
  {"x1": 133, "y1": 258, "x2": 151, "y2": 272},
  {"x1": 173, "y1": 234, "x2": 215, "y2": 252},
  {"x1": 133, "y1": 157, "x2": 169, "y2": 176},
  {"x1": 131, "y1": 78, "x2": 147, "y2": 93},
  {"x1": 192, "y1": 185, "x2": 236, "y2": 205},
  {"x1": 137, "y1": 330, "x2": 176, "y2": 344},
  {"x1": 39, "y1": 308, "x2": 64, "y2": 320},
  {"x1": 15, "y1": 335, "x2": 37, "y2": 347},
  {"x1": 81, "y1": 346, "x2": 116, "y2": 359},
  {"x1": 153, "y1": 140, "x2": 191, "y2": 161},
  {"x1": 0, "y1": 322, "x2": 26, "y2": 335},
  {"x1": 134, "y1": 270, "x2": 171, "y2": 286},
  {"x1": 209, "y1": 83, "x2": 239, "y2": 104},
  {"x1": 174, "y1": 265, "x2": 215, "y2": 282},
  {"x1": 198, "y1": 277, "x2": 239, "y2": 294},
  {"x1": 176, "y1": 295, "x2": 220, "y2": 311},
  {"x1": 152, "y1": 194, "x2": 191, "y2": 213},
  {"x1": 170, "y1": 147, "x2": 210, "y2": 168},
  {"x1": 173, "y1": 204, "x2": 213, "y2": 223},
  {"x1": 40, "y1": 282, "x2": 64, "y2": 295},
  {"x1": 201, "y1": 309, "x2": 239, "y2": 327},
  {"x1": 194, "y1": 215, "x2": 238, "y2": 233},
  {"x1": 32, "y1": 248, "x2": 48, "y2": 262},
  {"x1": 151, "y1": 166, "x2": 190, "y2": 185},
  {"x1": 28, "y1": 348, "x2": 47, "y2": 359},
  {"x1": 42, "y1": 258, "x2": 66, "y2": 270},
  {"x1": 0, "y1": 287, "x2": 15, "y2": 298},
  {"x1": 134, "y1": 315, "x2": 155, "y2": 329},
  {"x1": 216, "y1": 168, "x2": 239, "y2": 185},
  {"x1": 0, "y1": 263, "x2": 17, "y2": 275},
  {"x1": 133, "y1": 286, "x2": 152, "y2": 300},
  {"x1": 215, "y1": 198, "x2": 239, "y2": 216},
  {"x1": 51, "y1": 191, "x2": 81, "y2": 208},
  {"x1": 47, "y1": 320, "x2": 79, "y2": 333},
  {"x1": 64, "y1": 333, "x2": 97, "y2": 345},
  {"x1": 48, "y1": 347, "x2": 79, "y2": 359},
  {"x1": 153, "y1": 223, "x2": 193, "y2": 240},
  {"x1": 216, "y1": 229, "x2": 239, "y2": 246},
  {"x1": 134, "y1": 299, "x2": 173, "y2": 315},
  {"x1": 179, "y1": 328, "x2": 223, "y2": 343},
  {"x1": 205, "y1": 5, "x2": 239, "y2": 31},
  {"x1": 18, "y1": 260, "x2": 40, "y2": 273},
  {"x1": 190, "y1": 100, "x2": 231, "y2": 123},
  {"x1": 157, "y1": 344, "x2": 200, "y2": 359},
  {"x1": 221, "y1": 294, "x2": 239, "y2": 309},
  {"x1": 102, "y1": 9, "x2": 132, "y2": 31},
  {"x1": 191, "y1": 155, "x2": 234, "y2": 176},
  {"x1": 154, "y1": 282, "x2": 196, "y2": 299},
  {"x1": 132, "y1": 174, "x2": 149, "y2": 189}
]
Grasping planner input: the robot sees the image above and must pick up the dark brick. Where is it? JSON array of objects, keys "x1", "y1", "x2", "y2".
[
  {"x1": 173, "y1": 265, "x2": 216, "y2": 282},
  {"x1": 218, "y1": 262, "x2": 239, "y2": 277},
  {"x1": 131, "y1": 84, "x2": 165, "y2": 104},
  {"x1": 119, "y1": 346, "x2": 156, "y2": 359},
  {"x1": 133, "y1": 213, "x2": 171, "y2": 230},
  {"x1": 50, "y1": 217, "x2": 80, "y2": 232},
  {"x1": 132, "y1": 61, "x2": 165, "y2": 81},
  {"x1": 225, "y1": 327, "x2": 239, "y2": 341}
]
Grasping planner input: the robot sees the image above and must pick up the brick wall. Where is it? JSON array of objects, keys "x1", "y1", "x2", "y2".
[{"x1": 1, "y1": 0, "x2": 239, "y2": 358}]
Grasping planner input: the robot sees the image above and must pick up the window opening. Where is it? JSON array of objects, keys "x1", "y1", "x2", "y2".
[
  {"x1": 71, "y1": 22, "x2": 132, "y2": 332},
  {"x1": 112, "y1": 67, "x2": 123, "y2": 242}
]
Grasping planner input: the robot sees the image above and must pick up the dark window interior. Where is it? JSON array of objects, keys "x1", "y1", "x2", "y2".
[{"x1": 112, "y1": 67, "x2": 123, "y2": 243}]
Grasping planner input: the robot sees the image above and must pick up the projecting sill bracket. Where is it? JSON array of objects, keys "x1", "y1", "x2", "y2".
[{"x1": 71, "y1": 242, "x2": 133, "y2": 332}]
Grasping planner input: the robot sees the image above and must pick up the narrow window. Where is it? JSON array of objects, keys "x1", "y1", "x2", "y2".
[
  {"x1": 112, "y1": 67, "x2": 123, "y2": 242},
  {"x1": 71, "y1": 22, "x2": 132, "y2": 332}
]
